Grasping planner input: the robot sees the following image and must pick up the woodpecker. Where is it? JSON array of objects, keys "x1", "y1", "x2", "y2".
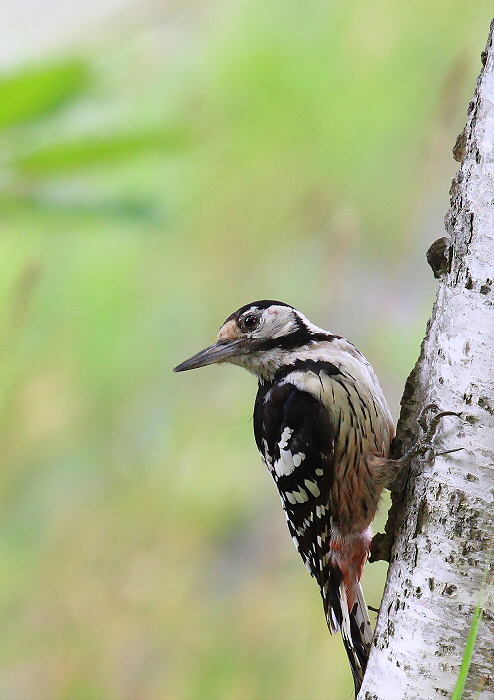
[{"x1": 174, "y1": 300, "x2": 396, "y2": 693}]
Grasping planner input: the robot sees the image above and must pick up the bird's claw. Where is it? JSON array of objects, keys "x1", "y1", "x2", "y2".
[
  {"x1": 417, "y1": 403, "x2": 440, "y2": 433},
  {"x1": 400, "y1": 404, "x2": 462, "y2": 468},
  {"x1": 418, "y1": 404, "x2": 461, "y2": 447}
]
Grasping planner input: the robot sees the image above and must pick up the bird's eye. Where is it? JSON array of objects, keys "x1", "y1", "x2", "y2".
[{"x1": 242, "y1": 313, "x2": 259, "y2": 331}]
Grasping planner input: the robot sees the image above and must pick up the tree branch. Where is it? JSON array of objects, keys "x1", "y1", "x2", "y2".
[{"x1": 359, "y1": 19, "x2": 494, "y2": 700}]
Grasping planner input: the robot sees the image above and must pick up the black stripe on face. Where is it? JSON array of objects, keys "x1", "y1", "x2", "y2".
[
  {"x1": 252, "y1": 331, "x2": 338, "y2": 353},
  {"x1": 273, "y1": 358, "x2": 342, "y2": 383}
]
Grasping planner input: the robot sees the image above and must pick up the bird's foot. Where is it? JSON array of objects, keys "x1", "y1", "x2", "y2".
[{"x1": 400, "y1": 403, "x2": 462, "y2": 469}]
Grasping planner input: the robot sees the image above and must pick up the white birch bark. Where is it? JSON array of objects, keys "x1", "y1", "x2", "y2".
[{"x1": 358, "y1": 20, "x2": 494, "y2": 700}]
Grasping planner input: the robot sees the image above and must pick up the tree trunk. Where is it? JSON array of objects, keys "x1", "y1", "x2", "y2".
[{"x1": 358, "y1": 20, "x2": 494, "y2": 700}]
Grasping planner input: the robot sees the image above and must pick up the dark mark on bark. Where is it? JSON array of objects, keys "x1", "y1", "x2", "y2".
[
  {"x1": 427, "y1": 237, "x2": 451, "y2": 278},
  {"x1": 442, "y1": 583, "x2": 458, "y2": 597},
  {"x1": 478, "y1": 396, "x2": 493, "y2": 414},
  {"x1": 453, "y1": 128, "x2": 467, "y2": 162},
  {"x1": 480, "y1": 278, "x2": 491, "y2": 294},
  {"x1": 413, "y1": 499, "x2": 429, "y2": 538}
]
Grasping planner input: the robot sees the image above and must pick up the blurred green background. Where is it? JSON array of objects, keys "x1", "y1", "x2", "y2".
[{"x1": 0, "y1": 2, "x2": 492, "y2": 698}]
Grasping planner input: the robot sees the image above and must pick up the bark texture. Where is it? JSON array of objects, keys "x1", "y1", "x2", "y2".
[{"x1": 358, "y1": 21, "x2": 494, "y2": 700}]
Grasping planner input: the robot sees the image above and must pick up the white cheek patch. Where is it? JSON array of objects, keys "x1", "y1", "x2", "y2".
[
  {"x1": 255, "y1": 306, "x2": 297, "y2": 340},
  {"x1": 271, "y1": 319, "x2": 297, "y2": 338}
]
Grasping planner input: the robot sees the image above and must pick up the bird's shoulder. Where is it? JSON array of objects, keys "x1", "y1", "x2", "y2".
[{"x1": 254, "y1": 379, "x2": 334, "y2": 490}]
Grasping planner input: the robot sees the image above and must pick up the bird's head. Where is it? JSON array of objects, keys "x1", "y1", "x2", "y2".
[{"x1": 173, "y1": 300, "x2": 332, "y2": 380}]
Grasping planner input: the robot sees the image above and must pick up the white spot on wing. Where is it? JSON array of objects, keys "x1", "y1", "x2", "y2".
[
  {"x1": 262, "y1": 439, "x2": 272, "y2": 464},
  {"x1": 274, "y1": 448, "x2": 305, "y2": 477},
  {"x1": 305, "y1": 479, "x2": 320, "y2": 497},
  {"x1": 291, "y1": 487, "x2": 308, "y2": 503},
  {"x1": 278, "y1": 426, "x2": 293, "y2": 449}
]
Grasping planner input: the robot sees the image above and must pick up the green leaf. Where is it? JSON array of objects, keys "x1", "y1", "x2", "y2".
[
  {"x1": 0, "y1": 59, "x2": 89, "y2": 131},
  {"x1": 0, "y1": 191, "x2": 163, "y2": 222},
  {"x1": 14, "y1": 127, "x2": 192, "y2": 174}
]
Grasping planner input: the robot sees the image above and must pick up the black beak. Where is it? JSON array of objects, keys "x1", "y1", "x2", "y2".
[{"x1": 173, "y1": 339, "x2": 246, "y2": 372}]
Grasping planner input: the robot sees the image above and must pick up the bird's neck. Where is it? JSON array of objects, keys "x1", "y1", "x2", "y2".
[{"x1": 230, "y1": 340, "x2": 339, "y2": 383}]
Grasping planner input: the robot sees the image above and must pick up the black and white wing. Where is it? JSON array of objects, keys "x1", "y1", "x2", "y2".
[
  {"x1": 253, "y1": 379, "x2": 371, "y2": 690},
  {"x1": 253, "y1": 382, "x2": 338, "y2": 613}
]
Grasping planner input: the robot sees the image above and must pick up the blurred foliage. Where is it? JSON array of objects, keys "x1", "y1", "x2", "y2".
[
  {"x1": 0, "y1": 60, "x2": 88, "y2": 130},
  {"x1": 0, "y1": 1, "x2": 492, "y2": 699}
]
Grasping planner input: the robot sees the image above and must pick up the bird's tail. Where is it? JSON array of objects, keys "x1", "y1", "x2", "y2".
[
  {"x1": 322, "y1": 573, "x2": 373, "y2": 696},
  {"x1": 340, "y1": 580, "x2": 373, "y2": 695}
]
